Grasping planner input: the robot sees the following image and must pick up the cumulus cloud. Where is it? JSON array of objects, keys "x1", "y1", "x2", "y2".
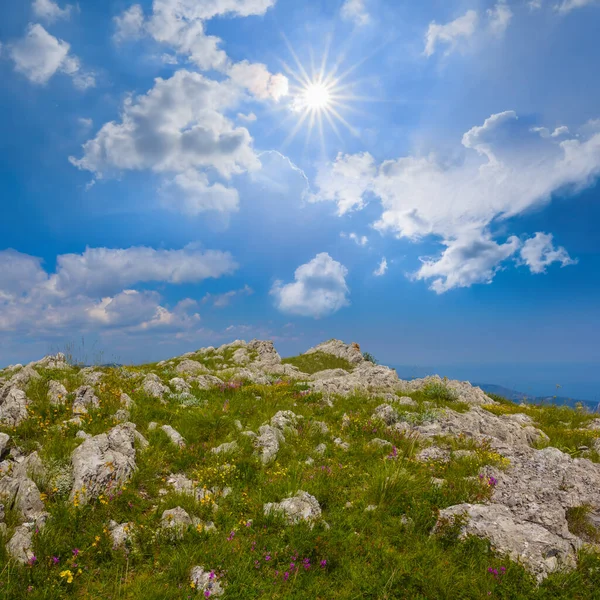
[
  {"x1": 531, "y1": 125, "x2": 570, "y2": 138},
  {"x1": 424, "y1": 10, "x2": 478, "y2": 57},
  {"x1": 312, "y1": 152, "x2": 376, "y2": 214},
  {"x1": 70, "y1": 70, "x2": 258, "y2": 179},
  {"x1": 32, "y1": 0, "x2": 72, "y2": 22},
  {"x1": 487, "y1": 1, "x2": 513, "y2": 37},
  {"x1": 520, "y1": 232, "x2": 578, "y2": 273},
  {"x1": 202, "y1": 284, "x2": 254, "y2": 308},
  {"x1": 374, "y1": 258, "x2": 388, "y2": 277},
  {"x1": 315, "y1": 110, "x2": 598, "y2": 291},
  {"x1": 341, "y1": 232, "x2": 368, "y2": 246},
  {"x1": 113, "y1": 4, "x2": 145, "y2": 43},
  {"x1": 161, "y1": 170, "x2": 240, "y2": 215},
  {"x1": 271, "y1": 253, "x2": 350, "y2": 318},
  {"x1": 0, "y1": 245, "x2": 234, "y2": 334},
  {"x1": 112, "y1": 0, "x2": 286, "y2": 101},
  {"x1": 414, "y1": 232, "x2": 521, "y2": 293},
  {"x1": 341, "y1": 0, "x2": 370, "y2": 26},
  {"x1": 9, "y1": 24, "x2": 94, "y2": 88}
]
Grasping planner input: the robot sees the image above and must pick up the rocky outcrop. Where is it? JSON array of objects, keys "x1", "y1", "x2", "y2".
[
  {"x1": 264, "y1": 491, "x2": 322, "y2": 524},
  {"x1": 161, "y1": 425, "x2": 186, "y2": 448},
  {"x1": 142, "y1": 373, "x2": 170, "y2": 399},
  {"x1": 47, "y1": 380, "x2": 68, "y2": 406},
  {"x1": 72, "y1": 385, "x2": 100, "y2": 415},
  {"x1": 254, "y1": 411, "x2": 302, "y2": 464},
  {"x1": 0, "y1": 388, "x2": 29, "y2": 427},
  {"x1": 176, "y1": 360, "x2": 208, "y2": 375},
  {"x1": 304, "y1": 339, "x2": 364, "y2": 365},
  {"x1": 6, "y1": 523, "x2": 35, "y2": 564},
  {"x1": 402, "y1": 375, "x2": 493, "y2": 406},
  {"x1": 69, "y1": 423, "x2": 137, "y2": 504}
]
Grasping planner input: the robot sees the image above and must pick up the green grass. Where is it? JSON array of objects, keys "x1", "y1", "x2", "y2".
[
  {"x1": 282, "y1": 351, "x2": 354, "y2": 374},
  {"x1": 1, "y1": 365, "x2": 600, "y2": 599}
]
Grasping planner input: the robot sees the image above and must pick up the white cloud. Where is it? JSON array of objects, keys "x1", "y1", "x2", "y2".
[
  {"x1": 414, "y1": 232, "x2": 521, "y2": 293},
  {"x1": 70, "y1": 70, "x2": 258, "y2": 178},
  {"x1": 424, "y1": 10, "x2": 478, "y2": 57},
  {"x1": 9, "y1": 24, "x2": 95, "y2": 88},
  {"x1": 341, "y1": 0, "x2": 370, "y2": 26},
  {"x1": 487, "y1": 1, "x2": 513, "y2": 37},
  {"x1": 78, "y1": 117, "x2": 93, "y2": 128},
  {"x1": 374, "y1": 257, "x2": 388, "y2": 277},
  {"x1": 315, "y1": 110, "x2": 600, "y2": 291},
  {"x1": 161, "y1": 169, "x2": 240, "y2": 215},
  {"x1": 227, "y1": 61, "x2": 289, "y2": 101},
  {"x1": 341, "y1": 232, "x2": 369, "y2": 246},
  {"x1": 556, "y1": 0, "x2": 599, "y2": 13},
  {"x1": 113, "y1": 4, "x2": 145, "y2": 43},
  {"x1": 113, "y1": 1, "x2": 287, "y2": 101},
  {"x1": 33, "y1": 0, "x2": 72, "y2": 22},
  {"x1": 529, "y1": 0, "x2": 543, "y2": 9},
  {"x1": 0, "y1": 245, "x2": 233, "y2": 334},
  {"x1": 531, "y1": 125, "x2": 570, "y2": 138},
  {"x1": 312, "y1": 152, "x2": 376, "y2": 214},
  {"x1": 520, "y1": 232, "x2": 578, "y2": 273},
  {"x1": 271, "y1": 253, "x2": 350, "y2": 318},
  {"x1": 237, "y1": 112, "x2": 257, "y2": 122},
  {"x1": 202, "y1": 284, "x2": 253, "y2": 307}
]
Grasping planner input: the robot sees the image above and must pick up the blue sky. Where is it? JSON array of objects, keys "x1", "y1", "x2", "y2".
[{"x1": 1, "y1": 0, "x2": 600, "y2": 400}]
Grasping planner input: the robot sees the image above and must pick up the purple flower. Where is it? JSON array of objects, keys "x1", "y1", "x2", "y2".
[
  {"x1": 72, "y1": 548, "x2": 80, "y2": 557},
  {"x1": 265, "y1": 554, "x2": 271, "y2": 561},
  {"x1": 28, "y1": 555, "x2": 37, "y2": 566},
  {"x1": 283, "y1": 572, "x2": 290, "y2": 581},
  {"x1": 52, "y1": 556, "x2": 60, "y2": 565},
  {"x1": 227, "y1": 530, "x2": 235, "y2": 541},
  {"x1": 209, "y1": 570, "x2": 215, "y2": 580},
  {"x1": 488, "y1": 476, "x2": 498, "y2": 487},
  {"x1": 320, "y1": 559, "x2": 327, "y2": 568},
  {"x1": 204, "y1": 591, "x2": 211, "y2": 598},
  {"x1": 290, "y1": 562, "x2": 295, "y2": 569}
]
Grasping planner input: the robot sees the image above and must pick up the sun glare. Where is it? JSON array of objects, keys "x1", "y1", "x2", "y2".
[{"x1": 303, "y1": 82, "x2": 331, "y2": 111}]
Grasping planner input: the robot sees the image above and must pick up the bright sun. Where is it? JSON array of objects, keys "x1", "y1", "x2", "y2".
[{"x1": 303, "y1": 82, "x2": 331, "y2": 111}]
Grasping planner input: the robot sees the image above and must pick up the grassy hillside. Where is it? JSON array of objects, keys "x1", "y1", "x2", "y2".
[{"x1": 1, "y1": 352, "x2": 600, "y2": 599}]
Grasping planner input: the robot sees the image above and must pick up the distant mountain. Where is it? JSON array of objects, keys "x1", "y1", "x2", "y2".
[{"x1": 475, "y1": 382, "x2": 599, "y2": 412}]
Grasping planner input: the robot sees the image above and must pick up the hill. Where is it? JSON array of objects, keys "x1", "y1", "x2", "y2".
[{"x1": 0, "y1": 339, "x2": 599, "y2": 599}]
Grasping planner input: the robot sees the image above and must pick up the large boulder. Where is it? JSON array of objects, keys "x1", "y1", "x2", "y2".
[
  {"x1": 0, "y1": 388, "x2": 29, "y2": 427},
  {"x1": 72, "y1": 385, "x2": 99, "y2": 415},
  {"x1": 6, "y1": 524, "x2": 35, "y2": 564},
  {"x1": 47, "y1": 380, "x2": 68, "y2": 406},
  {"x1": 304, "y1": 339, "x2": 364, "y2": 365},
  {"x1": 175, "y1": 360, "x2": 208, "y2": 375},
  {"x1": 401, "y1": 375, "x2": 493, "y2": 406},
  {"x1": 142, "y1": 373, "x2": 170, "y2": 399},
  {"x1": 264, "y1": 491, "x2": 322, "y2": 524},
  {"x1": 248, "y1": 340, "x2": 282, "y2": 366},
  {"x1": 69, "y1": 423, "x2": 137, "y2": 504}
]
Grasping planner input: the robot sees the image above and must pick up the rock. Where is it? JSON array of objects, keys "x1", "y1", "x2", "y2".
[
  {"x1": 76, "y1": 430, "x2": 91, "y2": 440},
  {"x1": 333, "y1": 438, "x2": 350, "y2": 451},
  {"x1": 108, "y1": 520, "x2": 133, "y2": 550},
  {"x1": 434, "y1": 503, "x2": 575, "y2": 581},
  {"x1": 211, "y1": 441, "x2": 238, "y2": 455},
  {"x1": 304, "y1": 339, "x2": 364, "y2": 365},
  {"x1": 315, "y1": 443, "x2": 327, "y2": 455},
  {"x1": 133, "y1": 430, "x2": 149, "y2": 450},
  {"x1": 69, "y1": 423, "x2": 137, "y2": 504},
  {"x1": 81, "y1": 369, "x2": 104, "y2": 386},
  {"x1": 161, "y1": 425, "x2": 186, "y2": 448},
  {"x1": 167, "y1": 473, "x2": 195, "y2": 496},
  {"x1": 190, "y1": 566, "x2": 224, "y2": 596},
  {"x1": 365, "y1": 505, "x2": 377, "y2": 512},
  {"x1": 72, "y1": 386, "x2": 100, "y2": 415},
  {"x1": 232, "y1": 348, "x2": 250, "y2": 364},
  {"x1": 47, "y1": 381, "x2": 68, "y2": 406},
  {"x1": 369, "y1": 438, "x2": 392, "y2": 449},
  {"x1": 0, "y1": 388, "x2": 29, "y2": 427},
  {"x1": 255, "y1": 425, "x2": 284, "y2": 464},
  {"x1": 264, "y1": 490, "x2": 322, "y2": 524},
  {"x1": 12, "y1": 451, "x2": 45, "y2": 481},
  {"x1": 120, "y1": 392, "x2": 133, "y2": 408},
  {"x1": 175, "y1": 360, "x2": 208, "y2": 375},
  {"x1": 395, "y1": 396, "x2": 418, "y2": 407},
  {"x1": 0, "y1": 472, "x2": 46, "y2": 521},
  {"x1": 33, "y1": 353, "x2": 70, "y2": 370},
  {"x1": 417, "y1": 446, "x2": 451, "y2": 463},
  {"x1": 270, "y1": 410, "x2": 302, "y2": 433},
  {"x1": 6, "y1": 524, "x2": 34, "y2": 564},
  {"x1": 0, "y1": 432, "x2": 9, "y2": 457},
  {"x1": 311, "y1": 421, "x2": 329, "y2": 434},
  {"x1": 401, "y1": 375, "x2": 493, "y2": 406},
  {"x1": 310, "y1": 369, "x2": 349, "y2": 380},
  {"x1": 452, "y1": 450, "x2": 476, "y2": 460},
  {"x1": 191, "y1": 375, "x2": 225, "y2": 389},
  {"x1": 248, "y1": 339, "x2": 282, "y2": 366},
  {"x1": 142, "y1": 374, "x2": 170, "y2": 399},
  {"x1": 169, "y1": 377, "x2": 190, "y2": 393},
  {"x1": 372, "y1": 404, "x2": 400, "y2": 426},
  {"x1": 148, "y1": 422, "x2": 158, "y2": 431},
  {"x1": 161, "y1": 506, "x2": 192, "y2": 538},
  {"x1": 222, "y1": 367, "x2": 269, "y2": 385}
]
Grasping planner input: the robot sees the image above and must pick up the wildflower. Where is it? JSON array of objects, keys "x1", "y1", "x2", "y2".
[
  {"x1": 72, "y1": 548, "x2": 80, "y2": 557},
  {"x1": 28, "y1": 555, "x2": 37, "y2": 566},
  {"x1": 320, "y1": 559, "x2": 327, "y2": 568},
  {"x1": 60, "y1": 570, "x2": 74, "y2": 584},
  {"x1": 204, "y1": 591, "x2": 211, "y2": 598},
  {"x1": 52, "y1": 556, "x2": 60, "y2": 565},
  {"x1": 283, "y1": 572, "x2": 290, "y2": 581},
  {"x1": 290, "y1": 562, "x2": 295, "y2": 569},
  {"x1": 227, "y1": 530, "x2": 235, "y2": 541},
  {"x1": 209, "y1": 570, "x2": 215, "y2": 580},
  {"x1": 265, "y1": 554, "x2": 271, "y2": 561}
]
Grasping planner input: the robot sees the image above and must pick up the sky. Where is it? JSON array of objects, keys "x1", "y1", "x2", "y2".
[{"x1": 1, "y1": 0, "x2": 600, "y2": 400}]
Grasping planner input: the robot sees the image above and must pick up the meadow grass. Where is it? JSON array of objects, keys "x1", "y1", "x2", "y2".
[{"x1": 0, "y1": 361, "x2": 599, "y2": 599}]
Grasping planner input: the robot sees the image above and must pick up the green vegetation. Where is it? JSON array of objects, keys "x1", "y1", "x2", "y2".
[
  {"x1": 1, "y1": 363, "x2": 600, "y2": 599},
  {"x1": 282, "y1": 351, "x2": 354, "y2": 374}
]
